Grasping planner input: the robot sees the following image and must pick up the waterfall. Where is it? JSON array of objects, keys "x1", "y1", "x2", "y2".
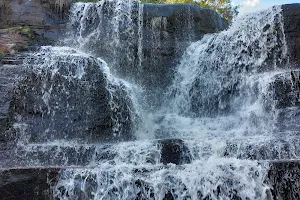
[
  {"x1": 66, "y1": 0, "x2": 142, "y2": 77},
  {"x1": 53, "y1": 4, "x2": 286, "y2": 200},
  {"x1": 154, "y1": 6, "x2": 288, "y2": 139},
  {"x1": 5, "y1": 0, "x2": 300, "y2": 199}
]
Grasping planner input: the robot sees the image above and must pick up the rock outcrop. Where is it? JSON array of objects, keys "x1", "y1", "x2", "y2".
[
  {"x1": 9, "y1": 47, "x2": 136, "y2": 143},
  {"x1": 0, "y1": 168, "x2": 60, "y2": 200},
  {"x1": 0, "y1": 0, "x2": 70, "y2": 54},
  {"x1": 159, "y1": 139, "x2": 191, "y2": 165},
  {"x1": 267, "y1": 161, "x2": 300, "y2": 199},
  {"x1": 140, "y1": 4, "x2": 228, "y2": 93},
  {"x1": 0, "y1": 58, "x2": 25, "y2": 143},
  {"x1": 282, "y1": 4, "x2": 300, "y2": 67}
]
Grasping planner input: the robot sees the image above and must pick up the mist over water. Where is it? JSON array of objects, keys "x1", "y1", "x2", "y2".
[{"x1": 7, "y1": 1, "x2": 300, "y2": 199}]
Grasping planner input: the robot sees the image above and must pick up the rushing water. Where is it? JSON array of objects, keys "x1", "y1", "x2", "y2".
[{"x1": 6, "y1": 1, "x2": 300, "y2": 199}]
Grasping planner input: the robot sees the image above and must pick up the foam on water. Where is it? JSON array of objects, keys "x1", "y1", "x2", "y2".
[
  {"x1": 66, "y1": 0, "x2": 141, "y2": 74},
  {"x1": 53, "y1": 157, "x2": 269, "y2": 200}
]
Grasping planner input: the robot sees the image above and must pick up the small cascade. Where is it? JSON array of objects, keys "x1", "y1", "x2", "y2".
[
  {"x1": 167, "y1": 6, "x2": 287, "y2": 117},
  {"x1": 157, "y1": 6, "x2": 288, "y2": 139},
  {"x1": 66, "y1": 1, "x2": 217, "y2": 108},
  {"x1": 67, "y1": 0, "x2": 142, "y2": 77},
  {"x1": 3, "y1": 46, "x2": 141, "y2": 168}
]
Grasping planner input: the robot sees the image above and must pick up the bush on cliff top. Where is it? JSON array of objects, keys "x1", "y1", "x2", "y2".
[
  {"x1": 140, "y1": 0, "x2": 238, "y2": 21},
  {"x1": 55, "y1": 0, "x2": 238, "y2": 21}
]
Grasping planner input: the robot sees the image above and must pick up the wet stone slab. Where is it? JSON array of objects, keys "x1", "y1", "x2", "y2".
[{"x1": 0, "y1": 168, "x2": 60, "y2": 200}]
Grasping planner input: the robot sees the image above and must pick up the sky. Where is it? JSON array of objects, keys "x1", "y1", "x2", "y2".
[{"x1": 232, "y1": 0, "x2": 300, "y2": 15}]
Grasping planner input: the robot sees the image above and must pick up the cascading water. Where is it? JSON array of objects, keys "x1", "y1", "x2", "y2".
[
  {"x1": 157, "y1": 6, "x2": 287, "y2": 139},
  {"x1": 66, "y1": 0, "x2": 143, "y2": 77},
  {"x1": 5, "y1": 0, "x2": 300, "y2": 199}
]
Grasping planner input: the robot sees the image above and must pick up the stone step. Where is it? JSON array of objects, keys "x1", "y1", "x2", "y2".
[
  {"x1": 0, "y1": 53, "x2": 29, "y2": 65},
  {"x1": 0, "y1": 168, "x2": 59, "y2": 200},
  {"x1": 0, "y1": 160, "x2": 299, "y2": 200},
  {"x1": 3, "y1": 136, "x2": 300, "y2": 168},
  {"x1": 1, "y1": 59, "x2": 22, "y2": 65}
]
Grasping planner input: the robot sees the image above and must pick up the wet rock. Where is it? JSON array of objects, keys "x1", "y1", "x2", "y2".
[
  {"x1": 0, "y1": 168, "x2": 60, "y2": 200},
  {"x1": 269, "y1": 70, "x2": 300, "y2": 109},
  {"x1": 267, "y1": 161, "x2": 300, "y2": 199},
  {"x1": 69, "y1": 2, "x2": 228, "y2": 108},
  {"x1": 141, "y1": 4, "x2": 228, "y2": 97},
  {"x1": 163, "y1": 191, "x2": 175, "y2": 200},
  {"x1": 268, "y1": 70, "x2": 300, "y2": 132},
  {"x1": 282, "y1": 4, "x2": 300, "y2": 67},
  {"x1": 159, "y1": 139, "x2": 191, "y2": 165},
  {"x1": 0, "y1": 0, "x2": 69, "y2": 50},
  {"x1": 189, "y1": 78, "x2": 239, "y2": 117},
  {"x1": 9, "y1": 47, "x2": 136, "y2": 143},
  {"x1": 0, "y1": 60, "x2": 25, "y2": 143}
]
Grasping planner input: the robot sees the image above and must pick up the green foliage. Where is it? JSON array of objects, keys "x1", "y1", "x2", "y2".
[
  {"x1": 75, "y1": 0, "x2": 99, "y2": 2},
  {"x1": 4, "y1": 26, "x2": 36, "y2": 39},
  {"x1": 0, "y1": 52, "x2": 4, "y2": 60},
  {"x1": 13, "y1": 44, "x2": 29, "y2": 53},
  {"x1": 140, "y1": 0, "x2": 239, "y2": 21}
]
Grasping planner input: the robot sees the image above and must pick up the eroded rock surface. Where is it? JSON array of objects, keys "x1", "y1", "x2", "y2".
[
  {"x1": 0, "y1": 168, "x2": 60, "y2": 200},
  {"x1": 282, "y1": 4, "x2": 300, "y2": 67},
  {"x1": 9, "y1": 47, "x2": 136, "y2": 143}
]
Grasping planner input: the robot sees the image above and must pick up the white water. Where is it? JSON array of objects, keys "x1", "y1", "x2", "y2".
[
  {"x1": 8, "y1": 1, "x2": 300, "y2": 200},
  {"x1": 66, "y1": 0, "x2": 143, "y2": 77}
]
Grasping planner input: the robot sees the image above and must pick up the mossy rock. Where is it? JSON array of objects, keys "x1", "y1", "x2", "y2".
[{"x1": 4, "y1": 26, "x2": 36, "y2": 40}]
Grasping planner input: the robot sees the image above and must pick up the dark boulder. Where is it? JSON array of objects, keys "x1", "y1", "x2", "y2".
[
  {"x1": 270, "y1": 70, "x2": 300, "y2": 109},
  {"x1": 267, "y1": 70, "x2": 300, "y2": 132},
  {"x1": 282, "y1": 4, "x2": 300, "y2": 67},
  {"x1": 0, "y1": 168, "x2": 60, "y2": 200},
  {"x1": 267, "y1": 161, "x2": 300, "y2": 199},
  {"x1": 158, "y1": 139, "x2": 191, "y2": 165},
  {"x1": 9, "y1": 47, "x2": 136, "y2": 143}
]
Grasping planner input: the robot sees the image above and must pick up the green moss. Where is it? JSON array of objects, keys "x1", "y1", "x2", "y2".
[
  {"x1": 4, "y1": 26, "x2": 36, "y2": 39},
  {"x1": 21, "y1": 26, "x2": 35, "y2": 39},
  {"x1": 0, "y1": 53, "x2": 4, "y2": 61},
  {"x1": 13, "y1": 45, "x2": 29, "y2": 53}
]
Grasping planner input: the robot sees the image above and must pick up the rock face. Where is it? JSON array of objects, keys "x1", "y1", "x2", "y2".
[
  {"x1": 140, "y1": 4, "x2": 228, "y2": 93},
  {"x1": 0, "y1": 61, "x2": 24, "y2": 143},
  {"x1": 0, "y1": 168, "x2": 59, "y2": 200},
  {"x1": 68, "y1": 2, "x2": 228, "y2": 107},
  {"x1": 9, "y1": 47, "x2": 136, "y2": 143},
  {"x1": 267, "y1": 70, "x2": 300, "y2": 133},
  {"x1": 159, "y1": 139, "x2": 191, "y2": 165},
  {"x1": 267, "y1": 161, "x2": 300, "y2": 199},
  {"x1": 271, "y1": 71, "x2": 300, "y2": 109},
  {"x1": 0, "y1": 0, "x2": 68, "y2": 35},
  {"x1": 282, "y1": 4, "x2": 300, "y2": 67},
  {"x1": 0, "y1": 0, "x2": 69, "y2": 54}
]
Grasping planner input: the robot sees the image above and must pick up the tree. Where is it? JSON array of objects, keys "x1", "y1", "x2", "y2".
[{"x1": 140, "y1": 0, "x2": 239, "y2": 21}]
